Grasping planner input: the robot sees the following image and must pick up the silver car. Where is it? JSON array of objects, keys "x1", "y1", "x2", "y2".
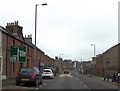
[{"x1": 42, "y1": 69, "x2": 54, "y2": 79}]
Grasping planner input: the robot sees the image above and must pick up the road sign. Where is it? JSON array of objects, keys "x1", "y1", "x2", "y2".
[
  {"x1": 10, "y1": 46, "x2": 26, "y2": 62},
  {"x1": 19, "y1": 46, "x2": 26, "y2": 62},
  {"x1": 10, "y1": 46, "x2": 18, "y2": 62}
]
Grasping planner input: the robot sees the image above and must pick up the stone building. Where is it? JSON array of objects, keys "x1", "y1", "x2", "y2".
[
  {"x1": 95, "y1": 54, "x2": 103, "y2": 77},
  {"x1": 91, "y1": 57, "x2": 96, "y2": 75},
  {"x1": 95, "y1": 43, "x2": 120, "y2": 77},
  {"x1": 102, "y1": 43, "x2": 119, "y2": 77}
]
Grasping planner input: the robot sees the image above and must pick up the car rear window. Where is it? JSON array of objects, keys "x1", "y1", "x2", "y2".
[
  {"x1": 43, "y1": 70, "x2": 51, "y2": 72},
  {"x1": 20, "y1": 68, "x2": 34, "y2": 73}
]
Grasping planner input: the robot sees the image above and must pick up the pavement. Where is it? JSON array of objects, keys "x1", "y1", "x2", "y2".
[
  {"x1": 2, "y1": 78, "x2": 15, "y2": 86},
  {"x1": 97, "y1": 76, "x2": 120, "y2": 87}
]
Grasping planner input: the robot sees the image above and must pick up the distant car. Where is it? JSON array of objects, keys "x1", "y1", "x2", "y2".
[
  {"x1": 43, "y1": 67, "x2": 57, "y2": 76},
  {"x1": 64, "y1": 70, "x2": 69, "y2": 74},
  {"x1": 42, "y1": 69, "x2": 54, "y2": 79},
  {"x1": 16, "y1": 67, "x2": 42, "y2": 86}
]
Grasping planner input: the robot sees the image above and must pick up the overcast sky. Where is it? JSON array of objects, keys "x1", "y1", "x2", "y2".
[{"x1": 0, "y1": 0, "x2": 119, "y2": 61}]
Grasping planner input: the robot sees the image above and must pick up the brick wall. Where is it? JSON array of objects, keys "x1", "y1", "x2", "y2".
[{"x1": 103, "y1": 45, "x2": 118, "y2": 77}]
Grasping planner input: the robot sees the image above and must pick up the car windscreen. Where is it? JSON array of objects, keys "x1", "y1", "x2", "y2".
[{"x1": 20, "y1": 68, "x2": 34, "y2": 73}]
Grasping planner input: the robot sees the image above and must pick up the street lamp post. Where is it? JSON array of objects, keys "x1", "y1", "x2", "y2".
[
  {"x1": 91, "y1": 44, "x2": 96, "y2": 57},
  {"x1": 79, "y1": 57, "x2": 83, "y2": 74},
  {"x1": 34, "y1": 3, "x2": 47, "y2": 66},
  {"x1": 59, "y1": 53, "x2": 63, "y2": 59}
]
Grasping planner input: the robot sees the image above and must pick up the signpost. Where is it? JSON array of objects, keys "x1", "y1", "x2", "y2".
[
  {"x1": 10, "y1": 46, "x2": 18, "y2": 62},
  {"x1": 10, "y1": 46, "x2": 26, "y2": 78}
]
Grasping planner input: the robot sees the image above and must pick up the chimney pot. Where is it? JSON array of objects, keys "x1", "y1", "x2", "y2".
[
  {"x1": 17, "y1": 21, "x2": 18, "y2": 25},
  {"x1": 28, "y1": 34, "x2": 32, "y2": 38},
  {"x1": 12, "y1": 22, "x2": 14, "y2": 25},
  {"x1": 29, "y1": 34, "x2": 32, "y2": 38},
  {"x1": 11, "y1": 23, "x2": 13, "y2": 25},
  {"x1": 8, "y1": 23, "x2": 9, "y2": 26},
  {"x1": 15, "y1": 21, "x2": 17, "y2": 25},
  {"x1": 15, "y1": 21, "x2": 18, "y2": 25}
]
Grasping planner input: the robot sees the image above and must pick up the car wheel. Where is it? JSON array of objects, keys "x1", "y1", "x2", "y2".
[
  {"x1": 40, "y1": 81, "x2": 42, "y2": 84},
  {"x1": 40, "y1": 78, "x2": 42, "y2": 84}
]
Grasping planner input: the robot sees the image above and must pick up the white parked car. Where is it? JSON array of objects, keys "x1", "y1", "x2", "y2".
[{"x1": 42, "y1": 69, "x2": 54, "y2": 79}]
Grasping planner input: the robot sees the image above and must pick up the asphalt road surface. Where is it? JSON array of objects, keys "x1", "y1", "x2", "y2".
[{"x1": 2, "y1": 70, "x2": 120, "y2": 91}]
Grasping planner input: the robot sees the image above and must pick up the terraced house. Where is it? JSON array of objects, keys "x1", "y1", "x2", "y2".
[{"x1": 0, "y1": 21, "x2": 58, "y2": 79}]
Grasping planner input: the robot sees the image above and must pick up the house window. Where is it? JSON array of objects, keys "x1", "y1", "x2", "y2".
[
  {"x1": 12, "y1": 40, "x2": 15, "y2": 45},
  {"x1": 106, "y1": 58, "x2": 110, "y2": 67}
]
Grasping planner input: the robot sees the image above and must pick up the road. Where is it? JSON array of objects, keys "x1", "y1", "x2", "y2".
[{"x1": 2, "y1": 70, "x2": 119, "y2": 91}]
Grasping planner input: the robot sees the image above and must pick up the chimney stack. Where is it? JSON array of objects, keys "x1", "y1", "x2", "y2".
[
  {"x1": 28, "y1": 34, "x2": 32, "y2": 38},
  {"x1": 24, "y1": 34, "x2": 32, "y2": 43},
  {"x1": 6, "y1": 21, "x2": 19, "y2": 26},
  {"x1": 15, "y1": 21, "x2": 18, "y2": 25},
  {"x1": 6, "y1": 21, "x2": 23, "y2": 40}
]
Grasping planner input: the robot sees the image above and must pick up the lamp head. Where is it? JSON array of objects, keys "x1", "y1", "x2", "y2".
[{"x1": 42, "y1": 3, "x2": 47, "y2": 6}]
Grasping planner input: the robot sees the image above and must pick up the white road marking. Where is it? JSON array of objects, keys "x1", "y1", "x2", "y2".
[
  {"x1": 15, "y1": 86, "x2": 34, "y2": 89},
  {"x1": 44, "y1": 84, "x2": 46, "y2": 86},
  {"x1": 59, "y1": 74, "x2": 73, "y2": 77},
  {"x1": 84, "y1": 85, "x2": 89, "y2": 89},
  {"x1": 77, "y1": 79, "x2": 79, "y2": 80},
  {"x1": 80, "y1": 81, "x2": 83, "y2": 84}
]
